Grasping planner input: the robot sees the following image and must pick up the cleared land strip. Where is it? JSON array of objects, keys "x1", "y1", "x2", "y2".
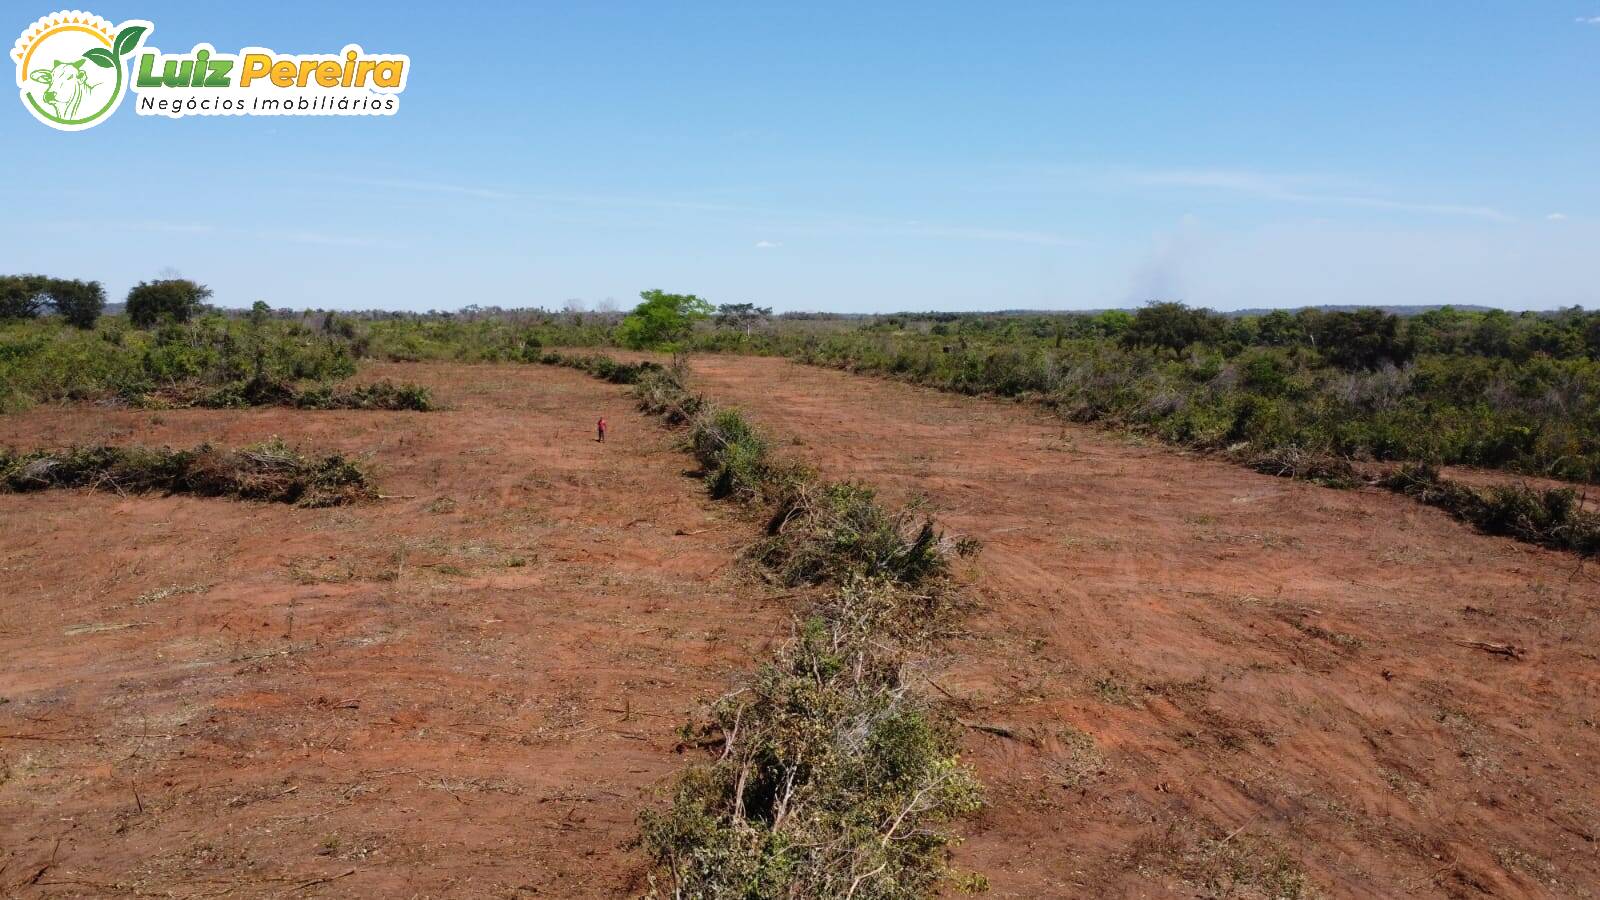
[
  {"x1": 687, "y1": 353, "x2": 1600, "y2": 899},
  {"x1": 548, "y1": 352, "x2": 983, "y2": 896},
  {"x1": 0, "y1": 362, "x2": 787, "y2": 897}
]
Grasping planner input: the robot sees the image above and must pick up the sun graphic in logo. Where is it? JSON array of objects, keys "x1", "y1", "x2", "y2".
[{"x1": 12, "y1": 9, "x2": 151, "y2": 131}]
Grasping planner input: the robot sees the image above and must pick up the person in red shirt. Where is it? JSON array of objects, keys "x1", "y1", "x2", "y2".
[{"x1": 596, "y1": 417, "x2": 608, "y2": 443}]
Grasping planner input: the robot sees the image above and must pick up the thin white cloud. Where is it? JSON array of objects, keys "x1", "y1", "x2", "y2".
[
  {"x1": 1576, "y1": 15, "x2": 1600, "y2": 25},
  {"x1": 1126, "y1": 168, "x2": 1514, "y2": 222},
  {"x1": 754, "y1": 240, "x2": 782, "y2": 248},
  {"x1": 342, "y1": 177, "x2": 520, "y2": 200},
  {"x1": 1547, "y1": 212, "x2": 1568, "y2": 221}
]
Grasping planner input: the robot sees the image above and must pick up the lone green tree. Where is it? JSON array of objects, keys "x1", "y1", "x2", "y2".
[
  {"x1": 47, "y1": 278, "x2": 106, "y2": 329},
  {"x1": 714, "y1": 302, "x2": 773, "y2": 337},
  {"x1": 616, "y1": 290, "x2": 713, "y2": 349},
  {"x1": 126, "y1": 278, "x2": 213, "y2": 327},
  {"x1": 0, "y1": 274, "x2": 51, "y2": 320}
]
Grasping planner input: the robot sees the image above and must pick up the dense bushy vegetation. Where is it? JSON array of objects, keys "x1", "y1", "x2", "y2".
[
  {"x1": 0, "y1": 438, "x2": 374, "y2": 507},
  {"x1": 0, "y1": 311, "x2": 428, "y2": 412},
  {"x1": 675, "y1": 304, "x2": 1600, "y2": 484},
  {"x1": 551, "y1": 356, "x2": 981, "y2": 898},
  {"x1": 10, "y1": 269, "x2": 1595, "y2": 491},
  {"x1": 364, "y1": 314, "x2": 607, "y2": 362},
  {"x1": 188, "y1": 375, "x2": 434, "y2": 411}
]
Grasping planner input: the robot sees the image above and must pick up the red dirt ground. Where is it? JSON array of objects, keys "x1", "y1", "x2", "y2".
[
  {"x1": 682, "y1": 354, "x2": 1600, "y2": 899},
  {"x1": 6, "y1": 355, "x2": 1599, "y2": 898},
  {"x1": 0, "y1": 363, "x2": 794, "y2": 897}
]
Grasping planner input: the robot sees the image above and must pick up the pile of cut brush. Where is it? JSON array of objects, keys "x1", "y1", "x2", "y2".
[
  {"x1": 0, "y1": 438, "x2": 374, "y2": 507},
  {"x1": 1382, "y1": 463, "x2": 1600, "y2": 556},
  {"x1": 611, "y1": 359, "x2": 985, "y2": 899},
  {"x1": 538, "y1": 350, "x2": 665, "y2": 385},
  {"x1": 139, "y1": 375, "x2": 434, "y2": 411}
]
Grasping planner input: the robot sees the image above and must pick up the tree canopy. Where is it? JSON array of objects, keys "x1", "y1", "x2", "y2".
[
  {"x1": 48, "y1": 278, "x2": 106, "y2": 329},
  {"x1": 126, "y1": 278, "x2": 213, "y2": 327},
  {"x1": 714, "y1": 302, "x2": 773, "y2": 336},
  {"x1": 616, "y1": 289, "x2": 714, "y2": 349},
  {"x1": 0, "y1": 274, "x2": 52, "y2": 320},
  {"x1": 1121, "y1": 301, "x2": 1225, "y2": 352},
  {"x1": 0, "y1": 274, "x2": 106, "y2": 328}
]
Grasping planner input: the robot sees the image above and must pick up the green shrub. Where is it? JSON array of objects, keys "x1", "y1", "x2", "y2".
[{"x1": 692, "y1": 408, "x2": 776, "y2": 500}]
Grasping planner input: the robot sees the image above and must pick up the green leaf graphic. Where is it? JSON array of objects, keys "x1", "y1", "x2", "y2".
[
  {"x1": 82, "y1": 47, "x2": 115, "y2": 68},
  {"x1": 113, "y1": 25, "x2": 147, "y2": 58}
]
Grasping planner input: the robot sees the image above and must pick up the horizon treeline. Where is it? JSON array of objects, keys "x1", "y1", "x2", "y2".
[{"x1": 6, "y1": 272, "x2": 1600, "y2": 481}]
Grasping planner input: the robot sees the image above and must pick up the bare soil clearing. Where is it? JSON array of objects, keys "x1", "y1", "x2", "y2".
[
  {"x1": 684, "y1": 355, "x2": 1600, "y2": 899},
  {"x1": 0, "y1": 362, "x2": 791, "y2": 897},
  {"x1": 7, "y1": 354, "x2": 1599, "y2": 898}
]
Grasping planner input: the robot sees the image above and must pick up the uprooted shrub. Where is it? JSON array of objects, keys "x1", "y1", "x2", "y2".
[
  {"x1": 289, "y1": 379, "x2": 434, "y2": 411},
  {"x1": 755, "y1": 482, "x2": 947, "y2": 587},
  {"x1": 635, "y1": 359, "x2": 705, "y2": 425},
  {"x1": 689, "y1": 408, "x2": 809, "y2": 502},
  {"x1": 1245, "y1": 446, "x2": 1361, "y2": 488},
  {"x1": 638, "y1": 578, "x2": 980, "y2": 900},
  {"x1": 0, "y1": 438, "x2": 374, "y2": 507},
  {"x1": 1381, "y1": 463, "x2": 1600, "y2": 556}
]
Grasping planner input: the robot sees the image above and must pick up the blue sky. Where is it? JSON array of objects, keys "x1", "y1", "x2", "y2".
[{"x1": 5, "y1": 2, "x2": 1598, "y2": 313}]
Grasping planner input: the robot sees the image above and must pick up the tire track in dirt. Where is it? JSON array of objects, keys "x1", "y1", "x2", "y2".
[
  {"x1": 686, "y1": 354, "x2": 1600, "y2": 899},
  {"x1": 0, "y1": 362, "x2": 787, "y2": 897}
]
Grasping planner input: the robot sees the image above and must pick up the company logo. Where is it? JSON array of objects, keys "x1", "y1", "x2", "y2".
[
  {"x1": 13, "y1": 9, "x2": 409, "y2": 131},
  {"x1": 13, "y1": 10, "x2": 148, "y2": 130}
]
